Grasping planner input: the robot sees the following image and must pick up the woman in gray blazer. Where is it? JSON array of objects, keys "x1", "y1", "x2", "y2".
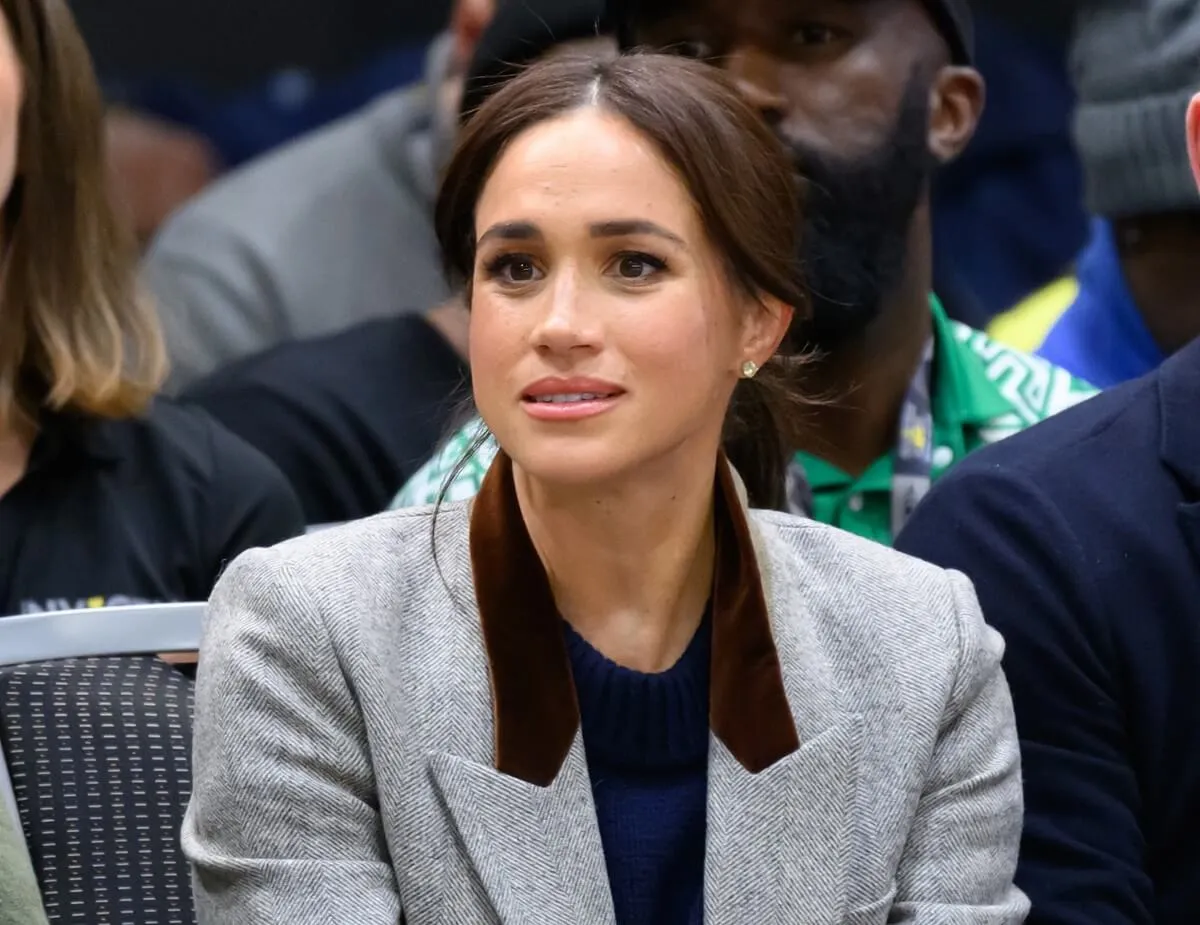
[{"x1": 184, "y1": 52, "x2": 1028, "y2": 925}]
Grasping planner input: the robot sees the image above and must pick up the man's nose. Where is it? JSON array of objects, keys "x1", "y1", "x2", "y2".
[{"x1": 723, "y1": 46, "x2": 788, "y2": 128}]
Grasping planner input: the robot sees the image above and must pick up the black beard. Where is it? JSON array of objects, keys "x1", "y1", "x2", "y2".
[{"x1": 787, "y1": 75, "x2": 936, "y2": 351}]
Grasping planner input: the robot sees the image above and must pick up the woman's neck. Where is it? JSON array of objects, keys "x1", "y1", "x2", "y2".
[{"x1": 514, "y1": 455, "x2": 717, "y2": 674}]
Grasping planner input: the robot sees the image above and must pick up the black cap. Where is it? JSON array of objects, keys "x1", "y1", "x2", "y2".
[
  {"x1": 921, "y1": 0, "x2": 973, "y2": 66},
  {"x1": 606, "y1": 0, "x2": 974, "y2": 66},
  {"x1": 460, "y1": 0, "x2": 609, "y2": 122}
]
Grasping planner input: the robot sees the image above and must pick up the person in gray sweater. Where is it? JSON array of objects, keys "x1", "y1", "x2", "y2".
[{"x1": 142, "y1": 0, "x2": 496, "y2": 392}]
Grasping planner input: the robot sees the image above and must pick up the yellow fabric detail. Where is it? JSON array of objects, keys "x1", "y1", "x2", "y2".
[{"x1": 987, "y1": 276, "x2": 1079, "y2": 352}]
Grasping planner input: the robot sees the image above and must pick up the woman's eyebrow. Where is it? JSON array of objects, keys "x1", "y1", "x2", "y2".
[
  {"x1": 478, "y1": 221, "x2": 542, "y2": 246},
  {"x1": 477, "y1": 219, "x2": 688, "y2": 249},
  {"x1": 589, "y1": 219, "x2": 687, "y2": 247}
]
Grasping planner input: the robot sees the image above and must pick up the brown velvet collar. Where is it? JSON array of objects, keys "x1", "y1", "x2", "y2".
[{"x1": 469, "y1": 451, "x2": 799, "y2": 787}]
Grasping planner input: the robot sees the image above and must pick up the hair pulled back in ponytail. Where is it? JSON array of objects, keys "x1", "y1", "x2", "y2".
[{"x1": 723, "y1": 357, "x2": 813, "y2": 511}]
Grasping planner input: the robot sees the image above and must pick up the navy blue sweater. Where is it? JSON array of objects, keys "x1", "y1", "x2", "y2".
[{"x1": 564, "y1": 614, "x2": 711, "y2": 925}]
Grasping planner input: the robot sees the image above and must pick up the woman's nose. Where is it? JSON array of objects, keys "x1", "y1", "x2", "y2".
[{"x1": 531, "y1": 270, "x2": 600, "y2": 354}]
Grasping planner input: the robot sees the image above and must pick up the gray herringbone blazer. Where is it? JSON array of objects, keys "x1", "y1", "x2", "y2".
[{"x1": 183, "y1": 456, "x2": 1028, "y2": 925}]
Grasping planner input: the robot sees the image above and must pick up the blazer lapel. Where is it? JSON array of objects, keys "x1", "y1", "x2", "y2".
[
  {"x1": 426, "y1": 732, "x2": 614, "y2": 925},
  {"x1": 704, "y1": 462, "x2": 862, "y2": 925},
  {"x1": 439, "y1": 454, "x2": 614, "y2": 924},
  {"x1": 705, "y1": 718, "x2": 862, "y2": 925},
  {"x1": 462, "y1": 451, "x2": 860, "y2": 923}
]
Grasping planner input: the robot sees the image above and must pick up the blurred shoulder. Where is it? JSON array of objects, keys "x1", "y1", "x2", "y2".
[
  {"x1": 935, "y1": 368, "x2": 1157, "y2": 496},
  {"x1": 148, "y1": 85, "x2": 431, "y2": 251},
  {"x1": 102, "y1": 399, "x2": 281, "y2": 485}
]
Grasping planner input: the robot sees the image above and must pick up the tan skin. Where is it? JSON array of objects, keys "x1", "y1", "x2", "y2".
[
  {"x1": 425, "y1": 37, "x2": 619, "y2": 361},
  {"x1": 105, "y1": 107, "x2": 220, "y2": 248},
  {"x1": 633, "y1": 0, "x2": 983, "y2": 476},
  {"x1": 448, "y1": 0, "x2": 496, "y2": 68},
  {"x1": 1188, "y1": 93, "x2": 1200, "y2": 184},
  {"x1": 0, "y1": 11, "x2": 25, "y2": 500}
]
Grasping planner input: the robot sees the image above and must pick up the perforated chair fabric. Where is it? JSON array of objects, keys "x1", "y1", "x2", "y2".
[{"x1": 0, "y1": 656, "x2": 197, "y2": 925}]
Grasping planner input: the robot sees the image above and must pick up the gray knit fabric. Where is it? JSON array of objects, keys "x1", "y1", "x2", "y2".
[{"x1": 1071, "y1": 0, "x2": 1200, "y2": 217}]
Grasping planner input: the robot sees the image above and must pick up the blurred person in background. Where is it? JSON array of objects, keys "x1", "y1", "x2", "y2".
[
  {"x1": 931, "y1": 1, "x2": 1086, "y2": 327},
  {"x1": 105, "y1": 106, "x2": 221, "y2": 248},
  {"x1": 141, "y1": 0, "x2": 499, "y2": 393},
  {"x1": 896, "y1": 82, "x2": 1200, "y2": 925},
  {"x1": 396, "y1": 0, "x2": 1095, "y2": 549},
  {"x1": 989, "y1": 0, "x2": 1200, "y2": 387},
  {"x1": 89, "y1": 0, "x2": 449, "y2": 245},
  {"x1": 0, "y1": 0, "x2": 302, "y2": 616},
  {"x1": 178, "y1": 0, "x2": 613, "y2": 524}
]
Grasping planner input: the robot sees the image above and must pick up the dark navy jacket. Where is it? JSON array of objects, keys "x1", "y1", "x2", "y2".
[{"x1": 897, "y1": 336, "x2": 1200, "y2": 925}]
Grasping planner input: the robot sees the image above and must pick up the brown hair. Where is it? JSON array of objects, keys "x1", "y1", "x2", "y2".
[
  {"x1": 437, "y1": 51, "x2": 810, "y2": 509},
  {"x1": 0, "y1": 0, "x2": 165, "y2": 431}
]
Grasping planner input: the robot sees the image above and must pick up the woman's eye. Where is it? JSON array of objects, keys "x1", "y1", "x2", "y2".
[
  {"x1": 484, "y1": 254, "x2": 542, "y2": 284},
  {"x1": 614, "y1": 253, "x2": 666, "y2": 281},
  {"x1": 505, "y1": 259, "x2": 537, "y2": 282}
]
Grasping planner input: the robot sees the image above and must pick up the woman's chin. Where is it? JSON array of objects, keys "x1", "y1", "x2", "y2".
[{"x1": 509, "y1": 443, "x2": 634, "y2": 492}]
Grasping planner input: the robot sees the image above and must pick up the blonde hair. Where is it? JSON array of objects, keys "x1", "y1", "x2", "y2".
[{"x1": 0, "y1": 0, "x2": 165, "y2": 430}]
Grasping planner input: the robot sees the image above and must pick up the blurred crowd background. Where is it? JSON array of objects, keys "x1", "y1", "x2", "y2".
[
  {"x1": 86, "y1": 0, "x2": 1124, "y2": 531},
  {"x1": 89, "y1": 0, "x2": 452, "y2": 241},
  {"x1": 94, "y1": 0, "x2": 1088, "y2": 322}
]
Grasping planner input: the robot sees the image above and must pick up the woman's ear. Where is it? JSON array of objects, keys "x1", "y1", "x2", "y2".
[
  {"x1": 742, "y1": 295, "x2": 795, "y2": 368},
  {"x1": 1188, "y1": 93, "x2": 1200, "y2": 194},
  {"x1": 927, "y1": 66, "x2": 985, "y2": 164}
]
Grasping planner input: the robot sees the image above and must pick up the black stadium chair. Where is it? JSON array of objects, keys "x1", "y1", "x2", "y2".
[{"x1": 0, "y1": 604, "x2": 203, "y2": 925}]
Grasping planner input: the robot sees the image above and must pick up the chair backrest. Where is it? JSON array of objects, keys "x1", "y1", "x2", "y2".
[
  {"x1": 0, "y1": 605, "x2": 204, "y2": 925},
  {"x1": 0, "y1": 603, "x2": 205, "y2": 667},
  {"x1": 305, "y1": 521, "x2": 344, "y2": 534}
]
